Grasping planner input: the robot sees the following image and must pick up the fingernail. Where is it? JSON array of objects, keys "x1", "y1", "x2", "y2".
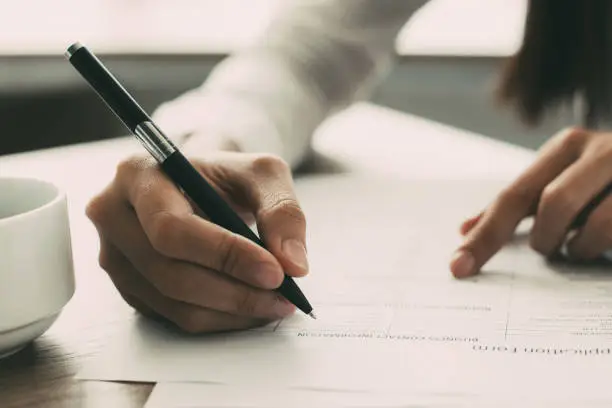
[
  {"x1": 282, "y1": 239, "x2": 309, "y2": 273},
  {"x1": 274, "y1": 296, "x2": 296, "y2": 317},
  {"x1": 450, "y1": 250, "x2": 475, "y2": 278}
]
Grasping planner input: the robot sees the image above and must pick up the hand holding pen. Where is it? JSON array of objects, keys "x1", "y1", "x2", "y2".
[{"x1": 67, "y1": 43, "x2": 315, "y2": 333}]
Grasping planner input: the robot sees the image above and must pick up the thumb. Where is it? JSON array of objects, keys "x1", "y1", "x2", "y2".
[
  {"x1": 245, "y1": 156, "x2": 309, "y2": 278},
  {"x1": 257, "y1": 194, "x2": 308, "y2": 278}
]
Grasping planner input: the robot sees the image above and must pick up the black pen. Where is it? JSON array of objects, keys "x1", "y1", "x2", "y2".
[{"x1": 65, "y1": 42, "x2": 315, "y2": 319}]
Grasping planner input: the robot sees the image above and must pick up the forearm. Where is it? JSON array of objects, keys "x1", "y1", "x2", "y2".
[{"x1": 153, "y1": 0, "x2": 429, "y2": 168}]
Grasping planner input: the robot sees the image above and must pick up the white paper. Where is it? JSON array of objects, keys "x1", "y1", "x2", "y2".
[
  {"x1": 145, "y1": 383, "x2": 612, "y2": 408},
  {"x1": 144, "y1": 383, "x2": 470, "y2": 408},
  {"x1": 80, "y1": 175, "x2": 612, "y2": 401}
]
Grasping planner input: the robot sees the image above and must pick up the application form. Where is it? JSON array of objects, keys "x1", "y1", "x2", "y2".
[{"x1": 79, "y1": 175, "x2": 612, "y2": 401}]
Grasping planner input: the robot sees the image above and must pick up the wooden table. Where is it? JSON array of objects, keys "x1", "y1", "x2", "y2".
[{"x1": 0, "y1": 103, "x2": 535, "y2": 407}]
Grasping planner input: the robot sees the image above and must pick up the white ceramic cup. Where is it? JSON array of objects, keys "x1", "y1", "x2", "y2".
[{"x1": 0, "y1": 177, "x2": 75, "y2": 358}]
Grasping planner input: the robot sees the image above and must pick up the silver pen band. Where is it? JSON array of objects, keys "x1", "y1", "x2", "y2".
[{"x1": 134, "y1": 122, "x2": 177, "y2": 162}]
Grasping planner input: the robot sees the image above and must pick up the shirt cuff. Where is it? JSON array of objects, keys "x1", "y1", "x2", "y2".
[{"x1": 152, "y1": 90, "x2": 286, "y2": 159}]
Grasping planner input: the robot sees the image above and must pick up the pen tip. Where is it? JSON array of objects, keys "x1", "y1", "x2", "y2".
[{"x1": 308, "y1": 311, "x2": 317, "y2": 320}]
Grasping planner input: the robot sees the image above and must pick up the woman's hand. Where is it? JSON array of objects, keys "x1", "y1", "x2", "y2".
[
  {"x1": 451, "y1": 127, "x2": 612, "y2": 277},
  {"x1": 86, "y1": 151, "x2": 309, "y2": 333}
]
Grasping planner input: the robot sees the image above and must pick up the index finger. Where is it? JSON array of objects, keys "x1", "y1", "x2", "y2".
[
  {"x1": 451, "y1": 128, "x2": 586, "y2": 277},
  {"x1": 114, "y1": 156, "x2": 285, "y2": 289}
]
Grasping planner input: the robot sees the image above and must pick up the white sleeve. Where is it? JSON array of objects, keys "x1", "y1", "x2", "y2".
[{"x1": 152, "y1": 0, "x2": 429, "y2": 168}]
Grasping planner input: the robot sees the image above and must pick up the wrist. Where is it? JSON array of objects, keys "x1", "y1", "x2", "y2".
[{"x1": 179, "y1": 131, "x2": 242, "y2": 156}]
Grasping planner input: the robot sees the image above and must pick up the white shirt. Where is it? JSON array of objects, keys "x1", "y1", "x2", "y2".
[{"x1": 152, "y1": 0, "x2": 430, "y2": 168}]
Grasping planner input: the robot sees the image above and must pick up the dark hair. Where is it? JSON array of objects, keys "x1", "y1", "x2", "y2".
[{"x1": 497, "y1": 1, "x2": 612, "y2": 126}]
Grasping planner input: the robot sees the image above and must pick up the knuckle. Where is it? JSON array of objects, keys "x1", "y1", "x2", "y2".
[
  {"x1": 115, "y1": 155, "x2": 151, "y2": 179},
  {"x1": 589, "y1": 138, "x2": 612, "y2": 161},
  {"x1": 540, "y1": 184, "x2": 578, "y2": 215},
  {"x1": 216, "y1": 232, "x2": 241, "y2": 275},
  {"x1": 148, "y1": 211, "x2": 182, "y2": 257},
  {"x1": 250, "y1": 154, "x2": 289, "y2": 176},
  {"x1": 115, "y1": 157, "x2": 139, "y2": 181},
  {"x1": 277, "y1": 199, "x2": 306, "y2": 223},
  {"x1": 97, "y1": 245, "x2": 114, "y2": 272},
  {"x1": 233, "y1": 288, "x2": 260, "y2": 316},
  {"x1": 85, "y1": 193, "x2": 107, "y2": 224},
  {"x1": 557, "y1": 127, "x2": 588, "y2": 152},
  {"x1": 262, "y1": 195, "x2": 306, "y2": 224},
  {"x1": 539, "y1": 185, "x2": 558, "y2": 208},
  {"x1": 498, "y1": 185, "x2": 532, "y2": 209}
]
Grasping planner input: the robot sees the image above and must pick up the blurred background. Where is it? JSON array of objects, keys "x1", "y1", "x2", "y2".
[{"x1": 0, "y1": 0, "x2": 576, "y2": 156}]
